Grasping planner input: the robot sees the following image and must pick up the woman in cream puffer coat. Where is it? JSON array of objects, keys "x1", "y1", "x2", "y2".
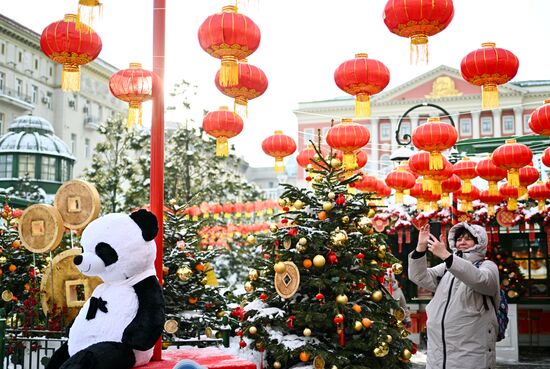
[{"x1": 408, "y1": 222, "x2": 500, "y2": 369}]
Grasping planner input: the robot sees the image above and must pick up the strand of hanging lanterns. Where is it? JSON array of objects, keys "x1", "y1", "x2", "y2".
[
  {"x1": 109, "y1": 63, "x2": 155, "y2": 128},
  {"x1": 460, "y1": 42, "x2": 519, "y2": 110},
  {"x1": 479, "y1": 190, "x2": 505, "y2": 217},
  {"x1": 202, "y1": 106, "x2": 244, "y2": 157},
  {"x1": 528, "y1": 182, "x2": 550, "y2": 212},
  {"x1": 334, "y1": 53, "x2": 390, "y2": 118},
  {"x1": 261, "y1": 131, "x2": 297, "y2": 173},
  {"x1": 325, "y1": 118, "x2": 370, "y2": 171},
  {"x1": 198, "y1": 5, "x2": 261, "y2": 87},
  {"x1": 40, "y1": 14, "x2": 102, "y2": 92},
  {"x1": 383, "y1": 0, "x2": 454, "y2": 64}
]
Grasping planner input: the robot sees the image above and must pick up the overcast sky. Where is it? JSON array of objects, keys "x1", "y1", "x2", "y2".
[{"x1": 3, "y1": 0, "x2": 550, "y2": 167}]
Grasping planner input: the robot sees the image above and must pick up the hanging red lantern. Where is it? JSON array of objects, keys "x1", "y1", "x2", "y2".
[
  {"x1": 202, "y1": 106, "x2": 244, "y2": 157},
  {"x1": 455, "y1": 185, "x2": 480, "y2": 213},
  {"x1": 499, "y1": 183, "x2": 519, "y2": 211},
  {"x1": 543, "y1": 147, "x2": 550, "y2": 167},
  {"x1": 428, "y1": 160, "x2": 453, "y2": 195},
  {"x1": 519, "y1": 165, "x2": 539, "y2": 198},
  {"x1": 492, "y1": 139, "x2": 533, "y2": 188},
  {"x1": 215, "y1": 60, "x2": 268, "y2": 117},
  {"x1": 409, "y1": 151, "x2": 451, "y2": 194},
  {"x1": 528, "y1": 182, "x2": 550, "y2": 212},
  {"x1": 453, "y1": 157, "x2": 478, "y2": 193},
  {"x1": 109, "y1": 63, "x2": 154, "y2": 128},
  {"x1": 296, "y1": 144, "x2": 326, "y2": 170},
  {"x1": 40, "y1": 14, "x2": 102, "y2": 91},
  {"x1": 326, "y1": 118, "x2": 370, "y2": 170},
  {"x1": 355, "y1": 173, "x2": 379, "y2": 193},
  {"x1": 441, "y1": 174, "x2": 461, "y2": 208},
  {"x1": 479, "y1": 190, "x2": 505, "y2": 217},
  {"x1": 198, "y1": 5, "x2": 261, "y2": 87},
  {"x1": 475, "y1": 156, "x2": 507, "y2": 196},
  {"x1": 262, "y1": 130, "x2": 297, "y2": 173},
  {"x1": 383, "y1": 0, "x2": 454, "y2": 64},
  {"x1": 385, "y1": 167, "x2": 416, "y2": 204},
  {"x1": 460, "y1": 42, "x2": 519, "y2": 110},
  {"x1": 528, "y1": 100, "x2": 550, "y2": 135},
  {"x1": 334, "y1": 53, "x2": 390, "y2": 117},
  {"x1": 377, "y1": 180, "x2": 392, "y2": 199},
  {"x1": 409, "y1": 179, "x2": 428, "y2": 211},
  {"x1": 411, "y1": 117, "x2": 457, "y2": 170},
  {"x1": 336, "y1": 150, "x2": 368, "y2": 170}
]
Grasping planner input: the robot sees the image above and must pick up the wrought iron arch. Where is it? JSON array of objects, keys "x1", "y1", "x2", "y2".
[{"x1": 395, "y1": 102, "x2": 455, "y2": 146}]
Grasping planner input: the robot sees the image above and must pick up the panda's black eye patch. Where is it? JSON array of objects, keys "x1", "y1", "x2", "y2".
[{"x1": 95, "y1": 242, "x2": 118, "y2": 267}]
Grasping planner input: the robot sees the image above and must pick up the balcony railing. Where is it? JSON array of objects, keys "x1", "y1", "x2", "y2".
[{"x1": 0, "y1": 87, "x2": 34, "y2": 105}]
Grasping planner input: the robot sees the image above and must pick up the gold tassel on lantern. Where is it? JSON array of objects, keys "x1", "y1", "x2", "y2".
[
  {"x1": 507, "y1": 168, "x2": 520, "y2": 188},
  {"x1": 395, "y1": 191, "x2": 404, "y2": 204},
  {"x1": 462, "y1": 179, "x2": 472, "y2": 193},
  {"x1": 429, "y1": 152, "x2": 444, "y2": 170},
  {"x1": 538, "y1": 200, "x2": 546, "y2": 212},
  {"x1": 355, "y1": 93, "x2": 371, "y2": 117},
  {"x1": 422, "y1": 178, "x2": 433, "y2": 192},
  {"x1": 431, "y1": 180, "x2": 442, "y2": 195},
  {"x1": 234, "y1": 97, "x2": 248, "y2": 118},
  {"x1": 220, "y1": 55, "x2": 239, "y2": 87},
  {"x1": 410, "y1": 34, "x2": 428, "y2": 65},
  {"x1": 127, "y1": 102, "x2": 143, "y2": 129},
  {"x1": 518, "y1": 187, "x2": 528, "y2": 199},
  {"x1": 441, "y1": 194, "x2": 450, "y2": 208},
  {"x1": 274, "y1": 158, "x2": 284, "y2": 173},
  {"x1": 342, "y1": 153, "x2": 358, "y2": 171},
  {"x1": 482, "y1": 83, "x2": 499, "y2": 110},
  {"x1": 507, "y1": 198, "x2": 517, "y2": 211},
  {"x1": 62, "y1": 65, "x2": 81, "y2": 92},
  {"x1": 488, "y1": 181, "x2": 499, "y2": 196},
  {"x1": 488, "y1": 205, "x2": 495, "y2": 217},
  {"x1": 216, "y1": 137, "x2": 229, "y2": 157},
  {"x1": 77, "y1": 0, "x2": 102, "y2": 30}
]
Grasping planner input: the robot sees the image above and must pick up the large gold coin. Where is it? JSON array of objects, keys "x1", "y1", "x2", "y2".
[
  {"x1": 164, "y1": 319, "x2": 179, "y2": 334},
  {"x1": 19, "y1": 204, "x2": 64, "y2": 253},
  {"x1": 54, "y1": 179, "x2": 100, "y2": 230},
  {"x1": 274, "y1": 261, "x2": 300, "y2": 299},
  {"x1": 394, "y1": 307, "x2": 406, "y2": 321},
  {"x1": 313, "y1": 355, "x2": 325, "y2": 369},
  {"x1": 1, "y1": 290, "x2": 13, "y2": 302}
]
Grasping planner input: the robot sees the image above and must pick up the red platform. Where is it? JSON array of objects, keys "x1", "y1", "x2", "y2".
[{"x1": 144, "y1": 347, "x2": 257, "y2": 369}]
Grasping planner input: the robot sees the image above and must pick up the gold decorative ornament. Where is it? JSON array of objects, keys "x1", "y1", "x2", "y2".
[
  {"x1": 283, "y1": 238, "x2": 292, "y2": 249},
  {"x1": 328, "y1": 192, "x2": 336, "y2": 200},
  {"x1": 270, "y1": 224, "x2": 279, "y2": 233},
  {"x1": 367, "y1": 209, "x2": 376, "y2": 218},
  {"x1": 40, "y1": 248, "x2": 102, "y2": 322},
  {"x1": 278, "y1": 198, "x2": 287, "y2": 207},
  {"x1": 341, "y1": 215, "x2": 350, "y2": 223},
  {"x1": 356, "y1": 216, "x2": 372, "y2": 234},
  {"x1": 425, "y1": 76, "x2": 463, "y2": 99},
  {"x1": 322, "y1": 202, "x2": 334, "y2": 211},
  {"x1": 296, "y1": 244, "x2": 307, "y2": 253},
  {"x1": 386, "y1": 334, "x2": 393, "y2": 343},
  {"x1": 274, "y1": 262, "x2": 287, "y2": 274},
  {"x1": 217, "y1": 310, "x2": 226, "y2": 318},
  {"x1": 371, "y1": 290, "x2": 383, "y2": 302},
  {"x1": 392, "y1": 263, "x2": 403, "y2": 275},
  {"x1": 273, "y1": 361, "x2": 282, "y2": 369},
  {"x1": 394, "y1": 307, "x2": 406, "y2": 321},
  {"x1": 205, "y1": 326, "x2": 213, "y2": 338},
  {"x1": 330, "y1": 158, "x2": 342, "y2": 168},
  {"x1": 164, "y1": 319, "x2": 179, "y2": 334},
  {"x1": 335, "y1": 294, "x2": 349, "y2": 305},
  {"x1": 294, "y1": 200, "x2": 304, "y2": 209},
  {"x1": 246, "y1": 235, "x2": 256, "y2": 245},
  {"x1": 54, "y1": 179, "x2": 100, "y2": 230},
  {"x1": 19, "y1": 204, "x2": 65, "y2": 253},
  {"x1": 353, "y1": 321, "x2": 363, "y2": 331},
  {"x1": 314, "y1": 174, "x2": 323, "y2": 183},
  {"x1": 176, "y1": 267, "x2": 193, "y2": 281},
  {"x1": 248, "y1": 269, "x2": 259, "y2": 281},
  {"x1": 2, "y1": 290, "x2": 14, "y2": 302},
  {"x1": 313, "y1": 255, "x2": 326, "y2": 268},
  {"x1": 373, "y1": 347, "x2": 383, "y2": 357},
  {"x1": 274, "y1": 261, "x2": 300, "y2": 299},
  {"x1": 248, "y1": 326, "x2": 257, "y2": 335},
  {"x1": 303, "y1": 328, "x2": 312, "y2": 336},
  {"x1": 402, "y1": 348, "x2": 412, "y2": 360},
  {"x1": 330, "y1": 229, "x2": 348, "y2": 247},
  {"x1": 313, "y1": 355, "x2": 326, "y2": 369},
  {"x1": 298, "y1": 237, "x2": 308, "y2": 246},
  {"x1": 0, "y1": 256, "x2": 6, "y2": 264},
  {"x1": 244, "y1": 281, "x2": 254, "y2": 293}
]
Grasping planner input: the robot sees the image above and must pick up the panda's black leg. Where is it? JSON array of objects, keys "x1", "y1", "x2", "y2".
[
  {"x1": 45, "y1": 342, "x2": 70, "y2": 369},
  {"x1": 59, "y1": 342, "x2": 135, "y2": 369}
]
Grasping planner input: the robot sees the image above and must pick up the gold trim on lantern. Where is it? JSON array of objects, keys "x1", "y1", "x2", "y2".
[
  {"x1": 482, "y1": 83, "x2": 499, "y2": 110},
  {"x1": 62, "y1": 64, "x2": 80, "y2": 92},
  {"x1": 216, "y1": 137, "x2": 229, "y2": 157},
  {"x1": 355, "y1": 93, "x2": 371, "y2": 117}
]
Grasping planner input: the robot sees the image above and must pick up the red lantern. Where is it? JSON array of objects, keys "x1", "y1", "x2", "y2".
[
  {"x1": 519, "y1": 165, "x2": 539, "y2": 197},
  {"x1": 409, "y1": 152, "x2": 451, "y2": 194},
  {"x1": 455, "y1": 185, "x2": 480, "y2": 213},
  {"x1": 336, "y1": 150, "x2": 368, "y2": 170},
  {"x1": 215, "y1": 60, "x2": 268, "y2": 117},
  {"x1": 198, "y1": 5, "x2": 261, "y2": 87},
  {"x1": 409, "y1": 179, "x2": 430, "y2": 211},
  {"x1": 441, "y1": 174, "x2": 461, "y2": 208},
  {"x1": 475, "y1": 156, "x2": 507, "y2": 196},
  {"x1": 40, "y1": 14, "x2": 102, "y2": 91},
  {"x1": 355, "y1": 173, "x2": 379, "y2": 193},
  {"x1": 297, "y1": 144, "x2": 325, "y2": 170},
  {"x1": 109, "y1": 63, "x2": 154, "y2": 128},
  {"x1": 411, "y1": 117, "x2": 457, "y2": 170},
  {"x1": 262, "y1": 130, "x2": 297, "y2": 173},
  {"x1": 383, "y1": 0, "x2": 454, "y2": 64},
  {"x1": 385, "y1": 167, "x2": 416, "y2": 204},
  {"x1": 326, "y1": 118, "x2": 370, "y2": 170},
  {"x1": 453, "y1": 157, "x2": 477, "y2": 194},
  {"x1": 479, "y1": 190, "x2": 505, "y2": 217},
  {"x1": 334, "y1": 53, "x2": 390, "y2": 117},
  {"x1": 543, "y1": 147, "x2": 550, "y2": 167},
  {"x1": 202, "y1": 106, "x2": 244, "y2": 157},
  {"x1": 492, "y1": 139, "x2": 533, "y2": 188},
  {"x1": 528, "y1": 182, "x2": 550, "y2": 211},
  {"x1": 377, "y1": 180, "x2": 392, "y2": 199},
  {"x1": 499, "y1": 183, "x2": 519, "y2": 211},
  {"x1": 460, "y1": 43, "x2": 519, "y2": 110},
  {"x1": 529, "y1": 100, "x2": 550, "y2": 135}
]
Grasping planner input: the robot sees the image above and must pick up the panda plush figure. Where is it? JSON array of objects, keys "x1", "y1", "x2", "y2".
[{"x1": 46, "y1": 209, "x2": 165, "y2": 369}]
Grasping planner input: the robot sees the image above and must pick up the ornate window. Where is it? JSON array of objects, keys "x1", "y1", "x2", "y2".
[
  {"x1": 41, "y1": 156, "x2": 57, "y2": 181},
  {"x1": 18, "y1": 154, "x2": 35, "y2": 178}
]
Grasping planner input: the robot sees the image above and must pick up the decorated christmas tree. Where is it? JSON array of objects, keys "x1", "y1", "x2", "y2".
[{"x1": 239, "y1": 147, "x2": 415, "y2": 369}]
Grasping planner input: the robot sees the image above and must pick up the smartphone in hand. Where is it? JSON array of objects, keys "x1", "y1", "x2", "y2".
[{"x1": 429, "y1": 221, "x2": 442, "y2": 240}]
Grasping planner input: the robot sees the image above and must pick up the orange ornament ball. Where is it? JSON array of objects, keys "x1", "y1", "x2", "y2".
[
  {"x1": 299, "y1": 352, "x2": 310, "y2": 362},
  {"x1": 303, "y1": 259, "x2": 313, "y2": 269},
  {"x1": 8, "y1": 264, "x2": 16, "y2": 272},
  {"x1": 318, "y1": 211, "x2": 327, "y2": 220},
  {"x1": 188, "y1": 296, "x2": 198, "y2": 304},
  {"x1": 352, "y1": 304, "x2": 362, "y2": 313},
  {"x1": 362, "y1": 317, "x2": 373, "y2": 328}
]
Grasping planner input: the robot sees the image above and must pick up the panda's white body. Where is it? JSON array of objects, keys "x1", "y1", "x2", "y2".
[{"x1": 68, "y1": 269, "x2": 156, "y2": 366}]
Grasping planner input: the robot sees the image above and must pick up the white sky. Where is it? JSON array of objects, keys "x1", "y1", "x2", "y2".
[{"x1": 3, "y1": 0, "x2": 550, "y2": 167}]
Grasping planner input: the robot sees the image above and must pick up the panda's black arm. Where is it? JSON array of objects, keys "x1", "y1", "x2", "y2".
[{"x1": 121, "y1": 275, "x2": 165, "y2": 351}]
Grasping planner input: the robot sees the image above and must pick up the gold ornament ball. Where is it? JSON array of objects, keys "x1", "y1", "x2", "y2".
[
  {"x1": 303, "y1": 328, "x2": 312, "y2": 337},
  {"x1": 274, "y1": 262, "x2": 287, "y2": 273},
  {"x1": 244, "y1": 281, "x2": 255, "y2": 293},
  {"x1": 331, "y1": 366, "x2": 338, "y2": 369},
  {"x1": 200, "y1": 277, "x2": 208, "y2": 285},
  {"x1": 386, "y1": 334, "x2": 393, "y2": 343},
  {"x1": 323, "y1": 202, "x2": 334, "y2": 211},
  {"x1": 328, "y1": 192, "x2": 336, "y2": 200},
  {"x1": 278, "y1": 198, "x2": 287, "y2": 207},
  {"x1": 248, "y1": 269, "x2": 259, "y2": 281},
  {"x1": 249, "y1": 326, "x2": 257, "y2": 335},
  {"x1": 394, "y1": 307, "x2": 406, "y2": 321},
  {"x1": 508, "y1": 290, "x2": 519, "y2": 299},
  {"x1": 369, "y1": 259, "x2": 378, "y2": 267},
  {"x1": 380, "y1": 341, "x2": 388, "y2": 349},
  {"x1": 273, "y1": 361, "x2": 282, "y2": 369},
  {"x1": 306, "y1": 164, "x2": 314, "y2": 171},
  {"x1": 373, "y1": 348, "x2": 383, "y2": 357},
  {"x1": 162, "y1": 341, "x2": 171, "y2": 349},
  {"x1": 402, "y1": 349, "x2": 412, "y2": 360},
  {"x1": 298, "y1": 237, "x2": 308, "y2": 245},
  {"x1": 367, "y1": 209, "x2": 376, "y2": 218},
  {"x1": 380, "y1": 345, "x2": 389, "y2": 356},
  {"x1": 342, "y1": 215, "x2": 350, "y2": 223},
  {"x1": 314, "y1": 174, "x2": 323, "y2": 183},
  {"x1": 379, "y1": 245, "x2": 387, "y2": 252},
  {"x1": 0, "y1": 256, "x2": 6, "y2": 264},
  {"x1": 353, "y1": 321, "x2": 363, "y2": 331},
  {"x1": 331, "y1": 229, "x2": 348, "y2": 246},
  {"x1": 270, "y1": 224, "x2": 279, "y2": 233},
  {"x1": 296, "y1": 244, "x2": 307, "y2": 253},
  {"x1": 336, "y1": 294, "x2": 349, "y2": 305},
  {"x1": 217, "y1": 310, "x2": 225, "y2": 318},
  {"x1": 330, "y1": 158, "x2": 342, "y2": 168},
  {"x1": 392, "y1": 263, "x2": 403, "y2": 275},
  {"x1": 371, "y1": 290, "x2": 383, "y2": 302},
  {"x1": 176, "y1": 267, "x2": 193, "y2": 281},
  {"x1": 313, "y1": 255, "x2": 326, "y2": 268},
  {"x1": 246, "y1": 235, "x2": 257, "y2": 245},
  {"x1": 294, "y1": 200, "x2": 304, "y2": 209}
]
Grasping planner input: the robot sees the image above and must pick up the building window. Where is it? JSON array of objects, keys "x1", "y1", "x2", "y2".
[
  {"x1": 32, "y1": 85, "x2": 38, "y2": 104},
  {"x1": 41, "y1": 156, "x2": 57, "y2": 181},
  {"x1": 303, "y1": 128, "x2": 314, "y2": 145},
  {"x1": 503, "y1": 116, "x2": 515, "y2": 134},
  {"x1": 71, "y1": 133, "x2": 77, "y2": 155},
  {"x1": 34, "y1": 59, "x2": 39, "y2": 70},
  {"x1": 18, "y1": 51, "x2": 22, "y2": 63},
  {"x1": 18, "y1": 154, "x2": 35, "y2": 178},
  {"x1": 46, "y1": 92, "x2": 52, "y2": 109},
  {"x1": 380, "y1": 123, "x2": 391, "y2": 140},
  {"x1": 0, "y1": 155, "x2": 13, "y2": 178},
  {"x1": 49, "y1": 66, "x2": 53, "y2": 77},
  {"x1": 0, "y1": 112, "x2": 4, "y2": 134},
  {"x1": 524, "y1": 114, "x2": 531, "y2": 133},
  {"x1": 0, "y1": 43, "x2": 5, "y2": 55},
  {"x1": 16, "y1": 78, "x2": 23, "y2": 97},
  {"x1": 61, "y1": 160, "x2": 72, "y2": 181},
  {"x1": 459, "y1": 118, "x2": 472, "y2": 136},
  {"x1": 480, "y1": 116, "x2": 493, "y2": 135},
  {"x1": 0, "y1": 72, "x2": 4, "y2": 93},
  {"x1": 85, "y1": 138, "x2": 91, "y2": 158}
]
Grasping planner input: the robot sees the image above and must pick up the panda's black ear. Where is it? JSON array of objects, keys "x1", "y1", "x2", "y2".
[{"x1": 129, "y1": 209, "x2": 158, "y2": 242}]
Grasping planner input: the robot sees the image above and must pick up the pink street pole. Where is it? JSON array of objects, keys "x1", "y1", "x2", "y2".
[{"x1": 151, "y1": 0, "x2": 166, "y2": 361}]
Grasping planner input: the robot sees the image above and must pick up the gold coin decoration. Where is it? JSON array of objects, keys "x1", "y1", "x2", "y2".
[
  {"x1": 54, "y1": 179, "x2": 100, "y2": 230},
  {"x1": 274, "y1": 261, "x2": 300, "y2": 299},
  {"x1": 164, "y1": 319, "x2": 179, "y2": 334},
  {"x1": 313, "y1": 355, "x2": 326, "y2": 369},
  {"x1": 19, "y1": 204, "x2": 64, "y2": 253},
  {"x1": 205, "y1": 326, "x2": 213, "y2": 338},
  {"x1": 40, "y1": 248, "x2": 102, "y2": 322},
  {"x1": 2, "y1": 290, "x2": 14, "y2": 302},
  {"x1": 394, "y1": 307, "x2": 406, "y2": 321}
]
